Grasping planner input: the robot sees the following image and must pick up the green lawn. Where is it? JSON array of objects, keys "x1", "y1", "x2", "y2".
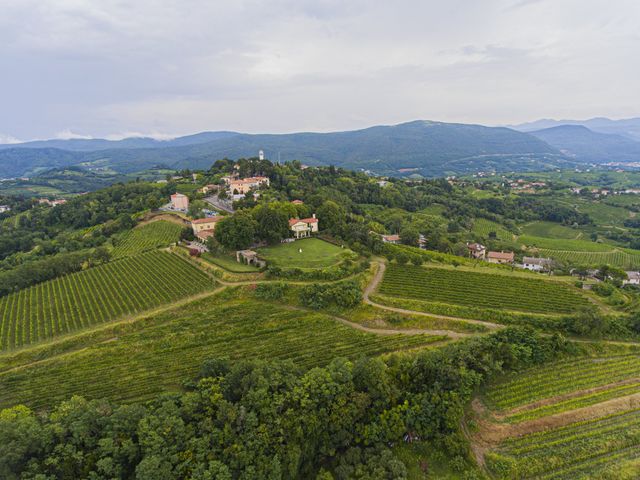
[
  {"x1": 258, "y1": 238, "x2": 352, "y2": 269},
  {"x1": 201, "y1": 252, "x2": 259, "y2": 272}
]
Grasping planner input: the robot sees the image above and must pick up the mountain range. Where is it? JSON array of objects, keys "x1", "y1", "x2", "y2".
[{"x1": 2, "y1": 118, "x2": 640, "y2": 179}]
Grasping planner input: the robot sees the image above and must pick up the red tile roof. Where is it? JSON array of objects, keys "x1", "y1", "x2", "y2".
[
  {"x1": 382, "y1": 234, "x2": 401, "y2": 242},
  {"x1": 487, "y1": 251, "x2": 514, "y2": 261},
  {"x1": 289, "y1": 217, "x2": 318, "y2": 226}
]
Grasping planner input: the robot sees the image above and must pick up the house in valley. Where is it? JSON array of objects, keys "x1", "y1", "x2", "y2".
[
  {"x1": 191, "y1": 216, "x2": 224, "y2": 241},
  {"x1": 289, "y1": 215, "x2": 319, "y2": 238},
  {"x1": 467, "y1": 243, "x2": 486, "y2": 260},
  {"x1": 382, "y1": 234, "x2": 401, "y2": 244},
  {"x1": 522, "y1": 256, "x2": 553, "y2": 272},
  {"x1": 487, "y1": 251, "x2": 514, "y2": 264},
  {"x1": 624, "y1": 271, "x2": 640, "y2": 285},
  {"x1": 170, "y1": 193, "x2": 189, "y2": 210}
]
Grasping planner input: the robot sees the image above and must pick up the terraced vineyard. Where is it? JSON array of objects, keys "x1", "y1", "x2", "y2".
[
  {"x1": 488, "y1": 409, "x2": 640, "y2": 479},
  {"x1": 379, "y1": 264, "x2": 590, "y2": 314},
  {"x1": 0, "y1": 297, "x2": 444, "y2": 409},
  {"x1": 539, "y1": 248, "x2": 640, "y2": 269},
  {"x1": 485, "y1": 354, "x2": 640, "y2": 422},
  {"x1": 112, "y1": 220, "x2": 184, "y2": 257},
  {"x1": 0, "y1": 251, "x2": 214, "y2": 350}
]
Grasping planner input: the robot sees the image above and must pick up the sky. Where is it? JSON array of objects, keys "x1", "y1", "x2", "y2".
[{"x1": 1, "y1": 0, "x2": 639, "y2": 142}]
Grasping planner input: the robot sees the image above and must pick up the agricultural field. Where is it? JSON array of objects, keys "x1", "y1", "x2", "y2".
[
  {"x1": 379, "y1": 264, "x2": 590, "y2": 314},
  {"x1": 111, "y1": 220, "x2": 184, "y2": 257},
  {"x1": 0, "y1": 295, "x2": 443, "y2": 409},
  {"x1": 539, "y1": 248, "x2": 640, "y2": 269},
  {"x1": 521, "y1": 221, "x2": 583, "y2": 240},
  {"x1": 481, "y1": 352, "x2": 640, "y2": 479},
  {"x1": 0, "y1": 251, "x2": 214, "y2": 350},
  {"x1": 472, "y1": 218, "x2": 514, "y2": 241},
  {"x1": 258, "y1": 237, "x2": 353, "y2": 269},
  {"x1": 518, "y1": 234, "x2": 615, "y2": 252}
]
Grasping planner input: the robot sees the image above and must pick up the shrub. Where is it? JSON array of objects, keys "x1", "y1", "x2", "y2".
[{"x1": 255, "y1": 282, "x2": 288, "y2": 300}]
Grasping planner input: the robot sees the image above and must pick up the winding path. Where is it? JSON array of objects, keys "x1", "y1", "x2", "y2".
[{"x1": 363, "y1": 261, "x2": 503, "y2": 331}]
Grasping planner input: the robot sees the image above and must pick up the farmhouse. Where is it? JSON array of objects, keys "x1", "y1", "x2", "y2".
[
  {"x1": 624, "y1": 271, "x2": 640, "y2": 285},
  {"x1": 382, "y1": 234, "x2": 401, "y2": 244},
  {"x1": 487, "y1": 251, "x2": 514, "y2": 264},
  {"x1": 0, "y1": 205, "x2": 10, "y2": 213},
  {"x1": 289, "y1": 215, "x2": 319, "y2": 238},
  {"x1": 170, "y1": 193, "x2": 189, "y2": 210},
  {"x1": 467, "y1": 243, "x2": 486, "y2": 260},
  {"x1": 191, "y1": 216, "x2": 224, "y2": 235},
  {"x1": 199, "y1": 184, "x2": 218, "y2": 194},
  {"x1": 522, "y1": 256, "x2": 553, "y2": 272},
  {"x1": 228, "y1": 176, "x2": 270, "y2": 195}
]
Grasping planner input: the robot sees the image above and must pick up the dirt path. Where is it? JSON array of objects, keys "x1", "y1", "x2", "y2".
[
  {"x1": 363, "y1": 261, "x2": 503, "y2": 331},
  {"x1": 470, "y1": 393, "x2": 640, "y2": 449}
]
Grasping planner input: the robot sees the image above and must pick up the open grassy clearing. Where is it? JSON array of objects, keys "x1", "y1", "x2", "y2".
[
  {"x1": 487, "y1": 408, "x2": 640, "y2": 479},
  {"x1": 0, "y1": 251, "x2": 214, "y2": 350},
  {"x1": 201, "y1": 251, "x2": 260, "y2": 272},
  {"x1": 379, "y1": 264, "x2": 590, "y2": 314},
  {"x1": 521, "y1": 221, "x2": 583, "y2": 239},
  {"x1": 471, "y1": 218, "x2": 513, "y2": 240},
  {"x1": 257, "y1": 237, "x2": 352, "y2": 269},
  {"x1": 0, "y1": 294, "x2": 443, "y2": 410},
  {"x1": 111, "y1": 220, "x2": 183, "y2": 257}
]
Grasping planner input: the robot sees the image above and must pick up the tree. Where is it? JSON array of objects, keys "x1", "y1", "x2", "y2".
[
  {"x1": 214, "y1": 213, "x2": 256, "y2": 250},
  {"x1": 399, "y1": 227, "x2": 419, "y2": 247},
  {"x1": 253, "y1": 206, "x2": 289, "y2": 243},
  {"x1": 317, "y1": 200, "x2": 346, "y2": 235}
]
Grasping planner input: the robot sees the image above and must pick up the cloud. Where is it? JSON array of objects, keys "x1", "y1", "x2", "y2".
[
  {"x1": 0, "y1": 0, "x2": 639, "y2": 139},
  {"x1": 0, "y1": 134, "x2": 22, "y2": 144},
  {"x1": 55, "y1": 130, "x2": 93, "y2": 140}
]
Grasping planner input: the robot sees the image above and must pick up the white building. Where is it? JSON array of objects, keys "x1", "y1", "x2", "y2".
[
  {"x1": 289, "y1": 215, "x2": 319, "y2": 238},
  {"x1": 522, "y1": 256, "x2": 553, "y2": 272},
  {"x1": 0, "y1": 205, "x2": 10, "y2": 213},
  {"x1": 624, "y1": 271, "x2": 640, "y2": 285}
]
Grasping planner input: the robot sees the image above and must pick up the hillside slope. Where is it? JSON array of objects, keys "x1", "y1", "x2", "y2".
[
  {"x1": 0, "y1": 121, "x2": 567, "y2": 178},
  {"x1": 529, "y1": 125, "x2": 640, "y2": 163}
]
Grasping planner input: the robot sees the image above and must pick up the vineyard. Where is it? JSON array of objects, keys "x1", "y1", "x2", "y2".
[
  {"x1": 485, "y1": 354, "x2": 640, "y2": 412},
  {"x1": 471, "y1": 218, "x2": 514, "y2": 241},
  {"x1": 379, "y1": 264, "x2": 590, "y2": 314},
  {"x1": 488, "y1": 408, "x2": 640, "y2": 479},
  {"x1": 521, "y1": 221, "x2": 583, "y2": 240},
  {"x1": 538, "y1": 248, "x2": 640, "y2": 269},
  {"x1": 0, "y1": 251, "x2": 214, "y2": 350},
  {"x1": 0, "y1": 296, "x2": 444, "y2": 409},
  {"x1": 112, "y1": 220, "x2": 183, "y2": 258}
]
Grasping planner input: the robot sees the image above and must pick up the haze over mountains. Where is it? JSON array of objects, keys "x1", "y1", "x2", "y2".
[{"x1": 1, "y1": 118, "x2": 640, "y2": 179}]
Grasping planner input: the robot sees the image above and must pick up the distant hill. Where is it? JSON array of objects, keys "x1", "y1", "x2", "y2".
[
  {"x1": 528, "y1": 125, "x2": 640, "y2": 163},
  {"x1": 0, "y1": 120, "x2": 569, "y2": 178},
  {"x1": 514, "y1": 117, "x2": 640, "y2": 142},
  {"x1": 0, "y1": 131, "x2": 239, "y2": 152}
]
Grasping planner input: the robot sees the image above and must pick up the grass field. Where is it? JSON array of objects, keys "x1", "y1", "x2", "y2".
[
  {"x1": 379, "y1": 264, "x2": 590, "y2": 314},
  {"x1": 258, "y1": 238, "x2": 352, "y2": 269},
  {"x1": 0, "y1": 251, "x2": 214, "y2": 350},
  {"x1": 472, "y1": 218, "x2": 513, "y2": 241},
  {"x1": 112, "y1": 220, "x2": 184, "y2": 257},
  {"x1": 0, "y1": 294, "x2": 443, "y2": 410},
  {"x1": 201, "y1": 252, "x2": 259, "y2": 272},
  {"x1": 521, "y1": 221, "x2": 583, "y2": 239}
]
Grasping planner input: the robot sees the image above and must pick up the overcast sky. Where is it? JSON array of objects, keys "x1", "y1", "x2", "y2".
[{"x1": 1, "y1": 0, "x2": 639, "y2": 142}]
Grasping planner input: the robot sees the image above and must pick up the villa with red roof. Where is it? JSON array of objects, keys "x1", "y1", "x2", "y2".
[
  {"x1": 191, "y1": 216, "x2": 224, "y2": 241},
  {"x1": 289, "y1": 214, "x2": 319, "y2": 238}
]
